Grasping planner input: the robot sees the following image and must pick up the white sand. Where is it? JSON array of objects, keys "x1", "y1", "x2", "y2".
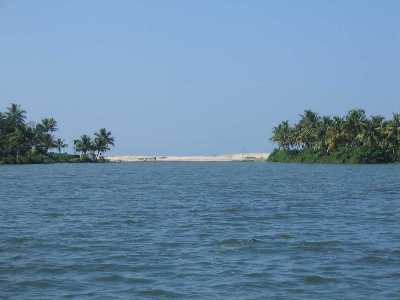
[{"x1": 106, "y1": 153, "x2": 269, "y2": 162}]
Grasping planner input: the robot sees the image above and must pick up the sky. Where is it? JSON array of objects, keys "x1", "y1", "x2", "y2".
[{"x1": 1, "y1": 1, "x2": 400, "y2": 155}]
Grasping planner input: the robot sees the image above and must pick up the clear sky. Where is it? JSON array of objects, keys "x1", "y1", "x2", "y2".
[{"x1": 1, "y1": 1, "x2": 399, "y2": 155}]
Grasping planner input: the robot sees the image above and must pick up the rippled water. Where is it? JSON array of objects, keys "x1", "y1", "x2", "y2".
[{"x1": 1, "y1": 162, "x2": 400, "y2": 299}]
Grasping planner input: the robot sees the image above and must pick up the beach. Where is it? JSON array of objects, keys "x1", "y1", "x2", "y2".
[{"x1": 106, "y1": 152, "x2": 269, "y2": 162}]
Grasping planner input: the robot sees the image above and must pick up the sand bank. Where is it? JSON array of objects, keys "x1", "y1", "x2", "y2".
[{"x1": 107, "y1": 153, "x2": 269, "y2": 162}]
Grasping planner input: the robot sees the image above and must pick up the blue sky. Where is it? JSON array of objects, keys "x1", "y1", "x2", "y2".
[{"x1": 1, "y1": 1, "x2": 399, "y2": 154}]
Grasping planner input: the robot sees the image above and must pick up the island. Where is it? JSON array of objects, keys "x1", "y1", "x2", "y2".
[{"x1": 0, "y1": 103, "x2": 114, "y2": 164}]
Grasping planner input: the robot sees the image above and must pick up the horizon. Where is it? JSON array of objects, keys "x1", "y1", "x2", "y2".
[{"x1": 1, "y1": 1, "x2": 400, "y2": 155}]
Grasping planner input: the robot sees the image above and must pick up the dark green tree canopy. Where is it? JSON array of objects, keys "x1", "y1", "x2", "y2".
[
  {"x1": 270, "y1": 109, "x2": 400, "y2": 163},
  {"x1": 0, "y1": 103, "x2": 115, "y2": 164}
]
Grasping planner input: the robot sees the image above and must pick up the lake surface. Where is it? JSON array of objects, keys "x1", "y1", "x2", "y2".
[{"x1": 1, "y1": 162, "x2": 400, "y2": 299}]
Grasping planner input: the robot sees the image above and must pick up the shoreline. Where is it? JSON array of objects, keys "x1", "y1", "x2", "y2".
[{"x1": 106, "y1": 153, "x2": 269, "y2": 162}]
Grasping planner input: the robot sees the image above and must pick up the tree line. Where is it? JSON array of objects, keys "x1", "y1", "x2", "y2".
[
  {"x1": 269, "y1": 109, "x2": 400, "y2": 163},
  {"x1": 0, "y1": 103, "x2": 114, "y2": 164}
]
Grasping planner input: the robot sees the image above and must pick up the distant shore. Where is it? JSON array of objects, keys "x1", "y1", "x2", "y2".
[
  {"x1": 107, "y1": 153, "x2": 269, "y2": 162},
  {"x1": 270, "y1": 109, "x2": 400, "y2": 164}
]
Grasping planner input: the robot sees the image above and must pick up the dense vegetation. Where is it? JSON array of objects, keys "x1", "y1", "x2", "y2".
[
  {"x1": 269, "y1": 109, "x2": 400, "y2": 164},
  {"x1": 0, "y1": 103, "x2": 114, "y2": 164}
]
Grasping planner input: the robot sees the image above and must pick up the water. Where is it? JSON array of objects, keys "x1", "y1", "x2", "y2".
[{"x1": 1, "y1": 162, "x2": 400, "y2": 299}]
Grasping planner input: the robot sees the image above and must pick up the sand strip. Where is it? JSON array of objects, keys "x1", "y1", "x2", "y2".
[{"x1": 107, "y1": 153, "x2": 269, "y2": 162}]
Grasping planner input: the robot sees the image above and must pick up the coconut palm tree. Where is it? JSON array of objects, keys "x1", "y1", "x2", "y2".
[
  {"x1": 5, "y1": 103, "x2": 26, "y2": 128},
  {"x1": 297, "y1": 110, "x2": 320, "y2": 150},
  {"x1": 271, "y1": 121, "x2": 293, "y2": 151},
  {"x1": 55, "y1": 138, "x2": 68, "y2": 154},
  {"x1": 1, "y1": 105, "x2": 33, "y2": 161},
  {"x1": 93, "y1": 128, "x2": 115, "y2": 158},
  {"x1": 39, "y1": 118, "x2": 58, "y2": 133},
  {"x1": 74, "y1": 135, "x2": 93, "y2": 157},
  {"x1": 385, "y1": 113, "x2": 400, "y2": 159},
  {"x1": 34, "y1": 118, "x2": 59, "y2": 154},
  {"x1": 363, "y1": 115, "x2": 385, "y2": 149},
  {"x1": 344, "y1": 109, "x2": 367, "y2": 147},
  {"x1": 315, "y1": 116, "x2": 333, "y2": 153}
]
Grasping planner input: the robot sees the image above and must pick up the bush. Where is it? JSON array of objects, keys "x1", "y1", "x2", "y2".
[
  {"x1": 268, "y1": 149, "x2": 321, "y2": 163},
  {"x1": 48, "y1": 153, "x2": 81, "y2": 163},
  {"x1": 0, "y1": 152, "x2": 97, "y2": 165},
  {"x1": 268, "y1": 147, "x2": 396, "y2": 164}
]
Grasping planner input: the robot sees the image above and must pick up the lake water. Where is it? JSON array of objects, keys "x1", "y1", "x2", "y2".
[{"x1": 1, "y1": 162, "x2": 400, "y2": 299}]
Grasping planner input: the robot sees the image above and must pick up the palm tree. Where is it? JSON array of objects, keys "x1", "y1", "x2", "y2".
[
  {"x1": 324, "y1": 116, "x2": 345, "y2": 153},
  {"x1": 55, "y1": 138, "x2": 68, "y2": 154},
  {"x1": 5, "y1": 103, "x2": 26, "y2": 128},
  {"x1": 1, "y1": 104, "x2": 31, "y2": 161},
  {"x1": 271, "y1": 121, "x2": 293, "y2": 151},
  {"x1": 364, "y1": 115, "x2": 385, "y2": 149},
  {"x1": 315, "y1": 116, "x2": 333, "y2": 153},
  {"x1": 7, "y1": 125, "x2": 36, "y2": 162},
  {"x1": 75, "y1": 135, "x2": 93, "y2": 157},
  {"x1": 39, "y1": 118, "x2": 58, "y2": 132},
  {"x1": 385, "y1": 113, "x2": 400, "y2": 159},
  {"x1": 344, "y1": 109, "x2": 367, "y2": 147},
  {"x1": 297, "y1": 110, "x2": 320, "y2": 150},
  {"x1": 93, "y1": 128, "x2": 115, "y2": 158},
  {"x1": 34, "y1": 118, "x2": 59, "y2": 154}
]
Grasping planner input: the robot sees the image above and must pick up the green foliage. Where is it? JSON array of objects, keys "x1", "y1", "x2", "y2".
[
  {"x1": 73, "y1": 129, "x2": 115, "y2": 160},
  {"x1": 269, "y1": 109, "x2": 400, "y2": 164},
  {"x1": 0, "y1": 103, "x2": 115, "y2": 164},
  {"x1": 55, "y1": 138, "x2": 68, "y2": 154},
  {"x1": 94, "y1": 128, "x2": 115, "y2": 158},
  {"x1": 47, "y1": 153, "x2": 81, "y2": 163}
]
